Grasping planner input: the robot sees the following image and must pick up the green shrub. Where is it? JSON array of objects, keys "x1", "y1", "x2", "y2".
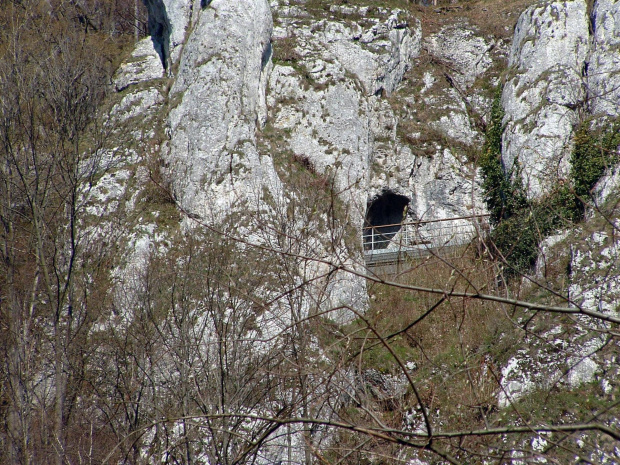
[
  {"x1": 571, "y1": 120, "x2": 620, "y2": 217},
  {"x1": 479, "y1": 87, "x2": 527, "y2": 225}
]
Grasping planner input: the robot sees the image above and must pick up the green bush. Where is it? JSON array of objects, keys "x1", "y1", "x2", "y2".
[
  {"x1": 489, "y1": 214, "x2": 539, "y2": 275},
  {"x1": 488, "y1": 188, "x2": 575, "y2": 276},
  {"x1": 571, "y1": 120, "x2": 620, "y2": 217},
  {"x1": 479, "y1": 87, "x2": 527, "y2": 225}
]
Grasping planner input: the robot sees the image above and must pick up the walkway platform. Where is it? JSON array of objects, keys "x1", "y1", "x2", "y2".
[{"x1": 363, "y1": 215, "x2": 490, "y2": 268}]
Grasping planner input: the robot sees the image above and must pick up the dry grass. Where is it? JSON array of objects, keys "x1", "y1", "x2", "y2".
[
  {"x1": 342, "y1": 246, "x2": 517, "y2": 428},
  {"x1": 410, "y1": 0, "x2": 539, "y2": 39},
  {"x1": 367, "y1": 247, "x2": 505, "y2": 356},
  {"x1": 293, "y1": 0, "x2": 538, "y2": 39}
]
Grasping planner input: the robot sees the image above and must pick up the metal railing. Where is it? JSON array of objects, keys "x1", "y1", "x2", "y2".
[{"x1": 363, "y1": 214, "x2": 490, "y2": 265}]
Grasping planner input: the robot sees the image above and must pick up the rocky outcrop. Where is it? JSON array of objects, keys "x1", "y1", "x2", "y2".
[
  {"x1": 407, "y1": 147, "x2": 484, "y2": 221},
  {"x1": 510, "y1": 221, "x2": 620, "y2": 409},
  {"x1": 105, "y1": 0, "x2": 378, "y2": 326},
  {"x1": 268, "y1": 5, "x2": 421, "y2": 214},
  {"x1": 588, "y1": 0, "x2": 620, "y2": 119},
  {"x1": 501, "y1": 0, "x2": 620, "y2": 201},
  {"x1": 265, "y1": 4, "x2": 424, "y2": 318},
  {"x1": 367, "y1": 20, "x2": 496, "y2": 224},
  {"x1": 103, "y1": 0, "x2": 620, "y2": 333},
  {"x1": 165, "y1": 0, "x2": 279, "y2": 221},
  {"x1": 501, "y1": 0, "x2": 589, "y2": 199},
  {"x1": 113, "y1": 0, "x2": 499, "y2": 257},
  {"x1": 327, "y1": 9, "x2": 421, "y2": 96},
  {"x1": 114, "y1": 38, "x2": 165, "y2": 91},
  {"x1": 586, "y1": 0, "x2": 620, "y2": 208}
]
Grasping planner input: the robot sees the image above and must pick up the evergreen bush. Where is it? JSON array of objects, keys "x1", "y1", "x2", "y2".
[
  {"x1": 479, "y1": 87, "x2": 527, "y2": 226},
  {"x1": 571, "y1": 120, "x2": 620, "y2": 217}
]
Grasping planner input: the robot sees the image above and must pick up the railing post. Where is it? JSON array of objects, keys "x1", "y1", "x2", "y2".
[{"x1": 371, "y1": 227, "x2": 374, "y2": 252}]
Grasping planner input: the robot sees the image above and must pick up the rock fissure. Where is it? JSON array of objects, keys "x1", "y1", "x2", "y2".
[{"x1": 143, "y1": 0, "x2": 172, "y2": 72}]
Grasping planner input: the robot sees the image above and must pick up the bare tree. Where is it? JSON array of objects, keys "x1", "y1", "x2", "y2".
[{"x1": 0, "y1": 1, "x2": 126, "y2": 463}]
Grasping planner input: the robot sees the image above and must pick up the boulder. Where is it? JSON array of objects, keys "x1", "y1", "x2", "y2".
[{"x1": 501, "y1": 0, "x2": 589, "y2": 199}]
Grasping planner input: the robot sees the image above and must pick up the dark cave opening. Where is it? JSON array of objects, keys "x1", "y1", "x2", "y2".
[{"x1": 364, "y1": 192, "x2": 410, "y2": 250}]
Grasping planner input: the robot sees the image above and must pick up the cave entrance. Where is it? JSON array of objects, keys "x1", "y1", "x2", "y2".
[{"x1": 364, "y1": 192, "x2": 410, "y2": 250}]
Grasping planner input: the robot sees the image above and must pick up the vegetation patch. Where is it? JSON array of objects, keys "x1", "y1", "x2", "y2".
[
  {"x1": 272, "y1": 36, "x2": 301, "y2": 65},
  {"x1": 571, "y1": 119, "x2": 620, "y2": 217}
]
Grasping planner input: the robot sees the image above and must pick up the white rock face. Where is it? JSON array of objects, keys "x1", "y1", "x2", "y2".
[
  {"x1": 269, "y1": 65, "x2": 372, "y2": 212},
  {"x1": 352, "y1": 10, "x2": 421, "y2": 96},
  {"x1": 501, "y1": 0, "x2": 589, "y2": 199},
  {"x1": 159, "y1": 0, "x2": 372, "y2": 325},
  {"x1": 297, "y1": 9, "x2": 421, "y2": 96},
  {"x1": 268, "y1": 7, "x2": 422, "y2": 218},
  {"x1": 424, "y1": 25, "x2": 494, "y2": 88},
  {"x1": 371, "y1": 20, "x2": 497, "y2": 225},
  {"x1": 165, "y1": 0, "x2": 280, "y2": 220},
  {"x1": 270, "y1": 3, "x2": 496, "y2": 233},
  {"x1": 569, "y1": 228, "x2": 620, "y2": 319},
  {"x1": 406, "y1": 147, "x2": 485, "y2": 221},
  {"x1": 588, "y1": 0, "x2": 620, "y2": 118},
  {"x1": 594, "y1": 164, "x2": 620, "y2": 206},
  {"x1": 265, "y1": 7, "x2": 424, "y2": 321},
  {"x1": 111, "y1": 88, "x2": 164, "y2": 122},
  {"x1": 498, "y1": 326, "x2": 605, "y2": 408},
  {"x1": 163, "y1": 0, "x2": 196, "y2": 63}
]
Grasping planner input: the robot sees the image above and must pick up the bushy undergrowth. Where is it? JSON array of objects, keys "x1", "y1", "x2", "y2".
[
  {"x1": 356, "y1": 249, "x2": 505, "y2": 419},
  {"x1": 348, "y1": 239, "x2": 617, "y2": 463}
]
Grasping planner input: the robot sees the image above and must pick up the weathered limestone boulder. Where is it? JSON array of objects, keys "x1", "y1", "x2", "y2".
[
  {"x1": 501, "y1": 0, "x2": 589, "y2": 199},
  {"x1": 165, "y1": 0, "x2": 280, "y2": 221},
  {"x1": 588, "y1": 0, "x2": 620, "y2": 119}
]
